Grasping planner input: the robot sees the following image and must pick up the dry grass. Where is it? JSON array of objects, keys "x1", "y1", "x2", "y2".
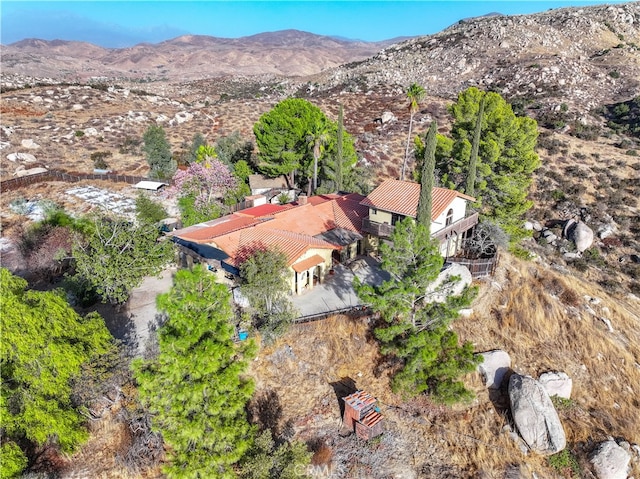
[{"x1": 454, "y1": 253, "x2": 640, "y2": 476}]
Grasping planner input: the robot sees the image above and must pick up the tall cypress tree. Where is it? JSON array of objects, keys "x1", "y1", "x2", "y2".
[
  {"x1": 336, "y1": 103, "x2": 344, "y2": 191},
  {"x1": 416, "y1": 121, "x2": 437, "y2": 232},
  {"x1": 465, "y1": 96, "x2": 485, "y2": 197}
]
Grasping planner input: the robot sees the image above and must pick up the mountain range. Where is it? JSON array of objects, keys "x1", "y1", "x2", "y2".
[{"x1": 1, "y1": 30, "x2": 402, "y2": 79}]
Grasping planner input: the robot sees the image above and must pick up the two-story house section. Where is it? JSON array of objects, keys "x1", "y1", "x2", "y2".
[{"x1": 360, "y1": 179, "x2": 479, "y2": 257}]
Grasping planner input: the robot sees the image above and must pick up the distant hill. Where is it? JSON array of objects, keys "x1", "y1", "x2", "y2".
[{"x1": 1, "y1": 30, "x2": 401, "y2": 80}]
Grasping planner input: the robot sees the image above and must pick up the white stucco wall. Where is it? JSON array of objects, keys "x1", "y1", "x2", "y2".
[{"x1": 431, "y1": 197, "x2": 468, "y2": 235}]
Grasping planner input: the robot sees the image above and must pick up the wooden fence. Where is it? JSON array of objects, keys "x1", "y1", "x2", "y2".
[
  {"x1": 0, "y1": 170, "x2": 152, "y2": 192},
  {"x1": 446, "y1": 253, "x2": 499, "y2": 279}
]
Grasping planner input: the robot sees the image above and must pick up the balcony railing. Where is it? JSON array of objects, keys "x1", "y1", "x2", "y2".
[
  {"x1": 362, "y1": 212, "x2": 479, "y2": 241},
  {"x1": 361, "y1": 218, "x2": 396, "y2": 238},
  {"x1": 431, "y1": 212, "x2": 479, "y2": 242}
]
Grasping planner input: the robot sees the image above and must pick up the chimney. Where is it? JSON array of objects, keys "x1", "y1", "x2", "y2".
[{"x1": 297, "y1": 194, "x2": 307, "y2": 205}]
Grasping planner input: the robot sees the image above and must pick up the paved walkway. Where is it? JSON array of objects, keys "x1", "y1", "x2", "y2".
[{"x1": 291, "y1": 256, "x2": 389, "y2": 318}]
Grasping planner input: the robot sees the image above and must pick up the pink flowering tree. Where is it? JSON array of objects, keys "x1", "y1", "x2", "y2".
[{"x1": 167, "y1": 159, "x2": 237, "y2": 226}]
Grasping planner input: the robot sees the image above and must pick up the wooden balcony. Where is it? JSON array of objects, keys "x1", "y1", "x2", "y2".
[
  {"x1": 362, "y1": 212, "x2": 479, "y2": 241},
  {"x1": 362, "y1": 217, "x2": 395, "y2": 238},
  {"x1": 431, "y1": 212, "x2": 479, "y2": 242}
]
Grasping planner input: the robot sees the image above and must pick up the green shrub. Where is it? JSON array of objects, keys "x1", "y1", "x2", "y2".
[
  {"x1": 75, "y1": 130, "x2": 85, "y2": 137},
  {"x1": 609, "y1": 70, "x2": 621, "y2": 79},
  {"x1": 548, "y1": 449, "x2": 581, "y2": 478},
  {"x1": 91, "y1": 151, "x2": 112, "y2": 170},
  {"x1": 135, "y1": 194, "x2": 168, "y2": 224}
]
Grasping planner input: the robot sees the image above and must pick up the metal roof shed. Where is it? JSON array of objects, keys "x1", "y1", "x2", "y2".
[{"x1": 134, "y1": 181, "x2": 166, "y2": 191}]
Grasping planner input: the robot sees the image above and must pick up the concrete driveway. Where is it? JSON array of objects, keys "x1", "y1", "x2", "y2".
[{"x1": 291, "y1": 256, "x2": 389, "y2": 319}]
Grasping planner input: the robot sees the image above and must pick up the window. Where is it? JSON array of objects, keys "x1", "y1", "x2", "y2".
[{"x1": 445, "y1": 208, "x2": 454, "y2": 226}]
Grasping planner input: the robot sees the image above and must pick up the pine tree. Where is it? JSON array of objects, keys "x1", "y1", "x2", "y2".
[
  {"x1": 134, "y1": 267, "x2": 256, "y2": 478},
  {"x1": 416, "y1": 121, "x2": 437, "y2": 231},
  {"x1": 436, "y1": 87, "x2": 540, "y2": 240},
  {"x1": 354, "y1": 219, "x2": 479, "y2": 403},
  {"x1": 143, "y1": 125, "x2": 175, "y2": 180}
]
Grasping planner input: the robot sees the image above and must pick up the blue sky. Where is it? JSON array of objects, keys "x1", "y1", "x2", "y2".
[{"x1": 1, "y1": 1, "x2": 632, "y2": 47}]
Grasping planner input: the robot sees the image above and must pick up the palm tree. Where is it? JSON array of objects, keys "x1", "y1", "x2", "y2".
[
  {"x1": 306, "y1": 121, "x2": 330, "y2": 195},
  {"x1": 402, "y1": 83, "x2": 426, "y2": 181}
]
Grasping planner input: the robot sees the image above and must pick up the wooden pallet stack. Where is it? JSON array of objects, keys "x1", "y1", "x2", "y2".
[{"x1": 342, "y1": 390, "x2": 383, "y2": 440}]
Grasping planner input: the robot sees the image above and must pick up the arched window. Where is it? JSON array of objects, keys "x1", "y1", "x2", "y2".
[{"x1": 445, "y1": 208, "x2": 454, "y2": 226}]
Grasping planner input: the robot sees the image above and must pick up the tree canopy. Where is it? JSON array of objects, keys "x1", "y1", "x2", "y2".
[
  {"x1": 416, "y1": 120, "x2": 437, "y2": 230},
  {"x1": 239, "y1": 247, "x2": 297, "y2": 341},
  {"x1": 402, "y1": 83, "x2": 426, "y2": 181},
  {"x1": 0, "y1": 269, "x2": 113, "y2": 477},
  {"x1": 354, "y1": 219, "x2": 478, "y2": 404},
  {"x1": 253, "y1": 98, "x2": 358, "y2": 192},
  {"x1": 71, "y1": 215, "x2": 174, "y2": 304},
  {"x1": 166, "y1": 158, "x2": 237, "y2": 227},
  {"x1": 436, "y1": 87, "x2": 540, "y2": 239},
  {"x1": 134, "y1": 266, "x2": 256, "y2": 478},
  {"x1": 143, "y1": 125, "x2": 175, "y2": 180}
]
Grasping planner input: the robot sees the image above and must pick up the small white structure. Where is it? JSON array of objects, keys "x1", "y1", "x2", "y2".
[{"x1": 134, "y1": 180, "x2": 166, "y2": 191}]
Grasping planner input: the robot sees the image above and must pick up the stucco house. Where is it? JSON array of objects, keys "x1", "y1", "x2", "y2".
[
  {"x1": 360, "y1": 179, "x2": 478, "y2": 257},
  {"x1": 171, "y1": 193, "x2": 369, "y2": 295},
  {"x1": 170, "y1": 180, "x2": 478, "y2": 295}
]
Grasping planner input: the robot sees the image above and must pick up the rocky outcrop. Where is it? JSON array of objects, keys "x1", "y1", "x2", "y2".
[
  {"x1": 538, "y1": 371, "x2": 572, "y2": 399},
  {"x1": 508, "y1": 374, "x2": 566, "y2": 455},
  {"x1": 590, "y1": 440, "x2": 631, "y2": 479},
  {"x1": 477, "y1": 350, "x2": 511, "y2": 389}
]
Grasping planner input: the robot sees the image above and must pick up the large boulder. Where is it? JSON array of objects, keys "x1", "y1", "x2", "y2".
[
  {"x1": 538, "y1": 371, "x2": 572, "y2": 399},
  {"x1": 566, "y1": 221, "x2": 594, "y2": 253},
  {"x1": 590, "y1": 440, "x2": 630, "y2": 479},
  {"x1": 424, "y1": 263, "x2": 472, "y2": 303},
  {"x1": 477, "y1": 350, "x2": 511, "y2": 389},
  {"x1": 508, "y1": 374, "x2": 566, "y2": 455}
]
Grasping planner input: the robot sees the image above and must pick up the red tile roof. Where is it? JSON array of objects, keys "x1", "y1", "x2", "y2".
[
  {"x1": 236, "y1": 203, "x2": 292, "y2": 218},
  {"x1": 172, "y1": 215, "x2": 262, "y2": 243},
  {"x1": 360, "y1": 179, "x2": 475, "y2": 220},
  {"x1": 174, "y1": 192, "x2": 369, "y2": 267},
  {"x1": 223, "y1": 228, "x2": 336, "y2": 266},
  {"x1": 292, "y1": 254, "x2": 325, "y2": 273}
]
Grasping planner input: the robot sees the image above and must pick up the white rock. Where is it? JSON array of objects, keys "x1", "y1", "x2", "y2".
[
  {"x1": 539, "y1": 371, "x2": 572, "y2": 399},
  {"x1": 590, "y1": 440, "x2": 630, "y2": 479},
  {"x1": 459, "y1": 308, "x2": 474, "y2": 318},
  {"x1": 72, "y1": 104, "x2": 83, "y2": 110},
  {"x1": 21, "y1": 139, "x2": 40, "y2": 149},
  {"x1": 6, "y1": 152, "x2": 37, "y2": 163},
  {"x1": 83, "y1": 127, "x2": 99, "y2": 136},
  {"x1": 425, "y1": 263, "x2": 472, "y2": 303},
  {"x1": 509, "y1": 374, "x2": 566, "y2": 455},
  {"x1": 477, "y1": 350, "x2": 511, "y2": 389},
  {"x1": 381, "y1": 111, "x2": 396, "y2": 123},
  {"x1": 0, "y1": 142, "x2": 10, "y2": 150}
]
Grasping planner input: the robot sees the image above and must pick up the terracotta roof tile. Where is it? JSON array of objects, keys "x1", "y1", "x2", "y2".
[
  {"x1": 292, "y1": 254, "x2": 325, "y2": 273},
  {"x1": 174, "y1": 215, "x2": 262, "y2": 243},
  {"x1": 174, "y1": 192, "x2": 369, "y2": 266},
  {"x1": 236, "y1": 203, "x2": 292, "y2": 218},
  {"x1": 360, "y1": 179, "x2": 474, "y2": 220}
]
